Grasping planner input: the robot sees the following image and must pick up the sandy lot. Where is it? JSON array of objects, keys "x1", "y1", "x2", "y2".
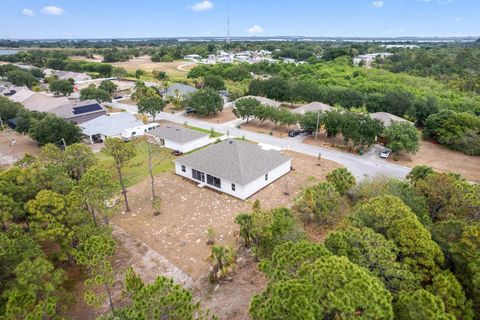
[
  {"x1": 0, "y1": 129, "x2": 40, "y2": 167},
  {"x1": 111, "y1": 150, "x2": 341, "y2": 279},
  {"x1": 187, "y1": 107, "x2": 238, "y2": 124},
  {"x1": 239, "y1": 119, "x2": 299, "y2": 138},
  {"x1": 110, "y1": 56, "x2": 196, "y2": 78},
  {"x1": 389, "y1": 139, "x2": 480, "y2": 182}
]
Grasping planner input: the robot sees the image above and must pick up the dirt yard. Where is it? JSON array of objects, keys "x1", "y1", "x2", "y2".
[
  {"x1": 239, "y1": 119, "x2": 299, "y2": 138},
  {"x1": 0, "y1": 129, "x2": 40, "y2": 167},
  {"x1": 187, "y1": 107, "x2": 238, "y2": 124},
  {"x1": 110, "y1": 56, "x2": 197, "y2": 78},
  {"x1": 65, "y1": 149, "x2": 341, "y2": 319},
  {"x1": 111, "y1": 150, "x2": 340, "y2": 279},
  {"x1": 389, "y1": 139, "x2": 480, "y2": 182}
]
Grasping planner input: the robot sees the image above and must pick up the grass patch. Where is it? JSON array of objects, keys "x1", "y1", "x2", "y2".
[
  {"x1": 186, "y1": 125, "x2": 223, "y2": 138},
  {"x1": 96, "y1": 140, "x2": 175, "y2": 188}
]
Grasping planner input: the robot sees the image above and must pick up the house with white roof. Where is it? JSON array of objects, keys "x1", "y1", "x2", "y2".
[
  {"x1": 80, "y1": 112, "x2": 145, "y2": 143},
  {"x1": 175, "y1": 139, "x2": 292, "y2": 200},
  {"x1": 146, "y1": 124, "x2": 210, "y2": 153}
]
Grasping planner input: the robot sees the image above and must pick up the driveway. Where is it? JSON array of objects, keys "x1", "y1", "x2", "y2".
[{"x1": 109, "y1": 103, "x2": 411, "y2": 180}]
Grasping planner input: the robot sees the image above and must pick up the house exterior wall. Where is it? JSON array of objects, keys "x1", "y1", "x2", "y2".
[
  {"x1": 149, "y1": 135, "x2": 210, "y2": 153},
  {"x1": 174, "y1": 159, "x2": 291, "y2": 200}
]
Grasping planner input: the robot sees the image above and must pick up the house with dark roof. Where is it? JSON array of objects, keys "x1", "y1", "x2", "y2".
[
  {"x1": 174, "y1": 139, "x2": 292, "y2": 200},
  {"x1": 146, "y1": 124, "x2": 210, "y2": 153},
  {"x1": 48, "y1": 100, "x2": 107, "y2": 124}
]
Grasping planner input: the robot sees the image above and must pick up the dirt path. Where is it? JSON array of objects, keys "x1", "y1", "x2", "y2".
[{"x1": 112, "y1": 224, "x2": 193, "y2": 288}]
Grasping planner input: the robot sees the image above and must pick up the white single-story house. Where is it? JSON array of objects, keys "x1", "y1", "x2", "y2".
[
  {"x1": 146, "y1": 124, "x2": 210, "y2": 153},
  {"x1": 292, "y1": 102, "x2": 333, "y2": 115},
  {"x1": 174, "y1": 139, "x2": 292, "y2": 200},
  {"x1": 80, "y1": 112, "x2": 145, "y2": 143},
  {"x1": 369, "y1": 112, "x2": 413, "y2": 127}
]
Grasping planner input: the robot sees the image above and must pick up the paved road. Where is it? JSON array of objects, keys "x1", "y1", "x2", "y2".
[{"x1": 110, "y1": 101, "x2": 411, "y2": 180}]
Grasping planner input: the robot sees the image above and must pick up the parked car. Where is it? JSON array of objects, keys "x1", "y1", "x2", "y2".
[
  {"x1": 380, "y1": 148, "x2": 391, "y2": 158},
  {"x1": 185, "y1": 107, "x2": 196, "y2": 114},
  {"x1": 172, "y1": 150, "x2": 183, "y2": 156},
  {"x1": 288, "y1": 130, "x2": 302, "y2": 137}
]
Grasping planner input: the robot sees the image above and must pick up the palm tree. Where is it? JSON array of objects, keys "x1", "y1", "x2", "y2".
[
  {"x1": 235, "y1": 213, "x2": 255, "y2": 247},
  {"x1": 209, "y1": 245, "x2": 235, "y2": 283}
]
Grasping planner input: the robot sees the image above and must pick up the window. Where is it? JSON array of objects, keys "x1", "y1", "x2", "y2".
[
  {"x1": 131, "y1": 131, "x2": 136, "y2": 136},
  {"x1": 231, "y1": 183, "x2": 236, "y2": 191},
  {"x1": 265, "y1": 173, "x2": 268, "y2": 181},
  {"x1": 192, "y1": 169, "x2": 205, "y2": 182},
  {"x1": 207, "y1": 174, "x2": 221, "y2": 188},
  {"x1": 181, "y1": 165, "x2": 186, "y2": 173}
]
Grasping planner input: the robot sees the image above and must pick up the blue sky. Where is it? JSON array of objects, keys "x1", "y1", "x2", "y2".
[{"x1": 0, "y1": 0, "x2": 478, "y2": 39}]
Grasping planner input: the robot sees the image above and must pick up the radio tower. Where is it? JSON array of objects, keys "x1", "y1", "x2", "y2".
[{"x1": 226, "y1": 4, "x2": 231, "y2": 44}]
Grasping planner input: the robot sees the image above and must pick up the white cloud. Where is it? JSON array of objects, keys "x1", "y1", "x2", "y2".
[
  {"x1": 247, "y1": 25, "x2": 265, "y2": 34},
  {"x1": 188, "y1": 1, "x2": 214, "y2": 11},
  {"x1": 372, "y1": 1, "x2": 384, "y2": 8},
  {"x1": 41, "y1": 6, "x2": 65, "y2": 15},
  {"x1": 22, "y1": 8, "x2": 35, "y2": 16}
]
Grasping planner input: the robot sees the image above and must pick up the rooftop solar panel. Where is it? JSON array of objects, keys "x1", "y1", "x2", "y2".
[{"x1": 72, "y1": 104, "x2": 103, "y2": 115}]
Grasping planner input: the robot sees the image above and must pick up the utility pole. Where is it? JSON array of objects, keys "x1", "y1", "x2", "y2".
[
  {"x1": 226, "y1": 3, "x2": 231, "y2": 45},
  {"x1": 314, "y1": 111, "x2": 320, "y2": 141}
]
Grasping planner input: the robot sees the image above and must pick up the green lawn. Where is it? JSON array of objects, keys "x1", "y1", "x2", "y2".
[
  {"x1": 187, "y1": 125, "x2": 223, "y2": 138},
  {"x1": 96, "y1": 140, "x2": 175, "y2": 188}
]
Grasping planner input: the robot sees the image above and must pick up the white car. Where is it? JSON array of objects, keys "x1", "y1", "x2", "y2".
[{"x1": 380, "y1": 148, "x2": 392, "y2": 158}]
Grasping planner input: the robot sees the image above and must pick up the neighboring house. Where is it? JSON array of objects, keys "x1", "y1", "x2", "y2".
[
  {"x1": 2, "y1": 86, "x2": 70, "y2": 112},
  {"x1": 369, "y1": 112, "x2": 413, "y2": 127},
  {"x1": 175, "y1": 139, "x2": 292, "y2": 200},
  {"x1": 44, "y1": 69, "x2": 92, "y2": 83},
  {"x1": 146, "y1": 124, "x2": 210, "y2": 153},
  {"x1": 48, "y1": 100, "x2": 107, "y2": 124},
  {"x1": 292, "y1": 102, "x2": 333, "y2": 115},
  {"x1": 80, "y1": 112, "x2": 144, "y2": 143},
  {"x1": 235, "y1": 96, "x2": 282, "y2": 108},
  {"x1": 160, "y1": 83, "x2": 197, "y2": 99}
]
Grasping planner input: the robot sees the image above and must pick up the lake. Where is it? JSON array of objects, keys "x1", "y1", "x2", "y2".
[{"x1": 0, "y1": 49, "x2": 19, "y2": 56}]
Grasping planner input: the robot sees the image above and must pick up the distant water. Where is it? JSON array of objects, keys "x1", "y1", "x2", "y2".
[{"x1": 0, "y1": 49, "x2": 19, "y2": 56}]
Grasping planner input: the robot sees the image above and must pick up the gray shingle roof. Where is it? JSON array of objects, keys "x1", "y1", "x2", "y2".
[
  {"x1": 292, "y1": 102, "x2": 333, "y2": 114},
  {"x1": 369, "y1": 112, "x2": 413, "y2": 127},
  {"x1": 235, "y1": 96, "x2": 281, "y2": 108},
  {"x1": 175, "y1": 139, "x2": 291, "y2": 185},
  {"x1": 49, "y1": 100, "x2": 106, "y2": 119},
  {"x1": 161, "y1": 83, "x2": 197, "y2": 98},
  {"x1": 148, "y1": 124, "x2": 208, "y2": 144}
]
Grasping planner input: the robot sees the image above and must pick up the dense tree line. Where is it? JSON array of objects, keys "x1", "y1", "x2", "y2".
[
  {"x1": 0, "y1": 64, "x2": 44, "y2": 88},
  {"x1": 237, "y1": 167, "x2": 479, "y2": 319},
  {"x1": 0, "y1": 51, "x2": 119, "y2": 78},
  {"x1": 378, "y1": 47, "x2": 480, "y2": 94}
]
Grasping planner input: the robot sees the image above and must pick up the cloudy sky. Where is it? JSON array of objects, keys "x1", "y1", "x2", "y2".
[{"x1": 0, "y1": 0, "x2": 478, "y2": 39}]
